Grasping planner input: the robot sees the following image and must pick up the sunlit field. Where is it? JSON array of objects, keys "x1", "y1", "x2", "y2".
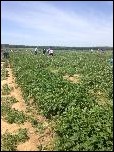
[{"x1": 3, "y1": 50, "x2": 113, "y2": 151}]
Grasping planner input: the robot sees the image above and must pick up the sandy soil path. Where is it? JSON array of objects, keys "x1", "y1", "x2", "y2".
[{"x1": 1, "y1": 61, "x2": 55, "y2": 151}]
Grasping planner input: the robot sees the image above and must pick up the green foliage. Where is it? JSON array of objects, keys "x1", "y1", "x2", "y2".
[
  {"x1": 1, "y1": 128, "x2": 29, "y2": 151},
  {"x1": 1, "y1": 103, "x2": 26, "y2": 124},
  {"x1": 1, "y1": 63, "x2": 9, "y2": 80},
  {"x1": 55, "y1": 105, "x2": 113, "y2": 151},
  {"x1": 9, "y1": 51, "x2": 113, "y2": 151},
  {"x1": 3, "y1": 59, "x2": 9, "y2": 68},
  {"x1": 2, "y1": 84, "x2": 13, "y2": 95},
  {"x1": 1, "y1": 96, "x2": 18, "y2": 107},
  {"x1": 26, "y1": 115, "x2": 45, "y2": 133},
  {"x1": 1, "y1": 67, "x2": 6, "y2": 80}
]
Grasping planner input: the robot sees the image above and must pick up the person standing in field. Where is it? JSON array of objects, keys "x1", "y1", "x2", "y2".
[
  {"x1": 90, "y1": 49, "x2": 93, "y2": 52},
  {"x1": 3, "y1": 48, "x2": 9, "y2": 59},
  {"x1": 43, "y1": 48, "x2": 46, "y2": 55},
  {"x1": 35, "y1": 47, "x2": 38, "y2": 55},
  {"x1": 47, "y1": 48, "x2": 54, "y2": 56},
  {"x1": 6, "y1": 48, "x2": 10, "y2": 58},
  {"x1": 3, "y1": 49, "x2": 6, "y2": 58},
  {"x1": 46, "y1": 48, "x2": 50, "y2": 54}
]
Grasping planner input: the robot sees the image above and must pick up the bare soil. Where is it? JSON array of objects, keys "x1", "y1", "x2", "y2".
[
  {"x1": 63, "y1": 73, "x2": 80, "y2": 83},
  {"x1": 1, "y1": 62, "x2": 55, "y2": 151}
]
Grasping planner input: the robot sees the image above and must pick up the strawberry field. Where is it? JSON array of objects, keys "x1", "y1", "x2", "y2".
[{"x1": 9, "y1": 50, "x2": 113, "y2": 151}]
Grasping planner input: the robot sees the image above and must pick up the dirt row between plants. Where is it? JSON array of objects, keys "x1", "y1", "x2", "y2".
[{"x1": 1, "y1": 61, "x2": 55, "y2": 151}]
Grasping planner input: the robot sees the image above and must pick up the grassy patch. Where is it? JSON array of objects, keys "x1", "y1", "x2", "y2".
[
  {"x1": 33, "y1": 121, "x2": 44, "y2": 134},
  {"x1": 1, "y1": 96, "x2": 18, "y2": 107},
  {"x1": 37, "y1": 138, "x2": 55, "y2": 151},
  {"x1": 1, "y1": 103, "x2": 10, "y2": 117},
  {"x1": 88, "y1": 89, "x2": 109, "y2": 106},
  {"x1": 4, "y1": 60, "x2": 9, "y2": 68},
  {"x1": 26, "y1": 115, "x2": 45, "y2": 134},
  {"x1": 63, "y1": 73, "x2": 80, "y2": 83},
  {"x1": 1, "y1": 128, "x2": 29, "y2": 151},
  {"x1": 1, "y1": 67, "x2": 6, "y2": 80},
  {"x1": 1, "y1": 68, "x2": 8, "y2": 80},
  {"x1": 37, "y1": 144, "x2": 49, "y2": 151},
  {"x1": 48, "y1": 67, "x2": 59, "y2": 74},
  {"x1": 1, "y1": 104, "x2": 26, "y2": 124},
  {"x1": 2, "y1": 84, "x2": 13, "y2": 95}
]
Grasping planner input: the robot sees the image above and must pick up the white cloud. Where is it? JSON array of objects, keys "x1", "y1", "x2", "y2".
[{"x1": 1, "y1": 1, "x2": 113, "y2": 46}]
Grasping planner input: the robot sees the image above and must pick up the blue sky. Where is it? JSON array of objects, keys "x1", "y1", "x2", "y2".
[{"x1": 1, "y1": 1, "x2": 113, "y2": 47}]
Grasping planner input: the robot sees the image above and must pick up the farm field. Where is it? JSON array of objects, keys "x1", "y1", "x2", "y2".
[{"x1": 1, "y1": 50, "x2": 113, "y2": 151}]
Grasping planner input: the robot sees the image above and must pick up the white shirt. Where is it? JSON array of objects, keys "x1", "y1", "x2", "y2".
[
  {"x1": 49, "y1": 49, "x2": 53, "y2": 54},
  {"x1": 35, "y1": 48, "x2": 37, "y2": 51}
]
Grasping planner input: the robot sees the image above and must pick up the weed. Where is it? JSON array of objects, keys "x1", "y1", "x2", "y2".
[
  {"x1": 1, "y1": 104, "x2": 26, "y2": 124},
  {"x1": 1, "y1": 96, "x2": 18, "y2": 107},
  {"x1": 1, "y1": 128, "x2": 29, "y2": 151},
  {"x1": 2, "y1": 84, "x2": 13, "y2": 95}
]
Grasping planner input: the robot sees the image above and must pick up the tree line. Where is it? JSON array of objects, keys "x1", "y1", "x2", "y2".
[{"x1": 1, "y1": 44, "x2": 113, "y2": 51}]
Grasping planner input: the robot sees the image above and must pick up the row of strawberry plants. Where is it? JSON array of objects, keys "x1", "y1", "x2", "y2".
[
  {"x1": 9, "y1": 51, "x2": 113, "y2": 150},
  {"x1": 10, "y1": 52, "x2": 96, "y2": 117},
  {"x1": 55, "y1": 104, "x2": 113, "y2": 151}
]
